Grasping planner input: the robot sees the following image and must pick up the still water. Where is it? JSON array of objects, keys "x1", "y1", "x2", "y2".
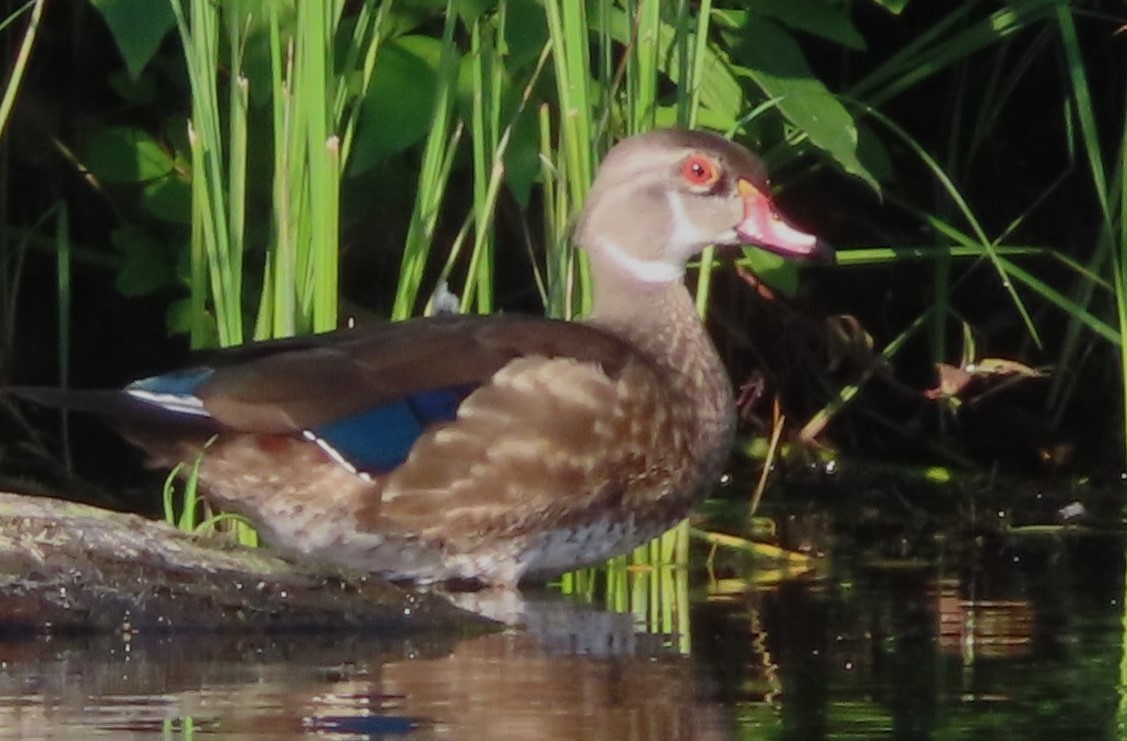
[{"x1": 0, "y1": 503, "x2": 1123, "y2": 739}]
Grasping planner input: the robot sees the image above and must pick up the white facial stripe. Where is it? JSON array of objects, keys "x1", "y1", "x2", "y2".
[
  {"x1": 665, "y1": 190, "x2": 707, "y2": 252},
  {"x1": 596, "y1": 237, "x2": 685, "y2": 284}
]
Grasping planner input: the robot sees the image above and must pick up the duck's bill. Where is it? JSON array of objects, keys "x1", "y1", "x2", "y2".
[{"x1": 736, "y1": 178, "x2": 835, "y2": 264}]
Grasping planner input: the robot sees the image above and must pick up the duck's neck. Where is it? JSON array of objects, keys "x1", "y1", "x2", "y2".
[
  {"x1": 586, "y1": 270, "x2": 735, "y2": 463},
  {"x1": 588, "y1": 273, "x2": 705, "y2": 365}
]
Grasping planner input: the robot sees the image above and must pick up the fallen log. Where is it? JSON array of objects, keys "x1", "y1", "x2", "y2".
[{"x1": 0, "y1": 492, "x2": 492, "y2": 635}]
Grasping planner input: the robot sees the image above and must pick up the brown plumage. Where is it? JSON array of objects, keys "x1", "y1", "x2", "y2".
[{"x1": 14, "y1": 129, "x2": 831, "y2": 588}]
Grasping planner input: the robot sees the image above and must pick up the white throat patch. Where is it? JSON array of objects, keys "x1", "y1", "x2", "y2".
[
  {"x1": 596, "y1": 237, "x2": 685, "y2": 283},
  {"x1": 665, "y1": 190, "x2": 709, "y2": 254}
]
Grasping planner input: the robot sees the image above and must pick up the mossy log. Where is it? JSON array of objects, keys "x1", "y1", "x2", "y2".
[{"x1": 0, "y1": 492, "x2": 492, "y2": 635}]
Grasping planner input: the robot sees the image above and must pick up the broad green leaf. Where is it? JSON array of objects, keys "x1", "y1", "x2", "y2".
[
  {"x1": 106, "y1": 69, "x2": 157, "y2": 105},
  {"x1": 455, "y1": 0, "x2": 498, "y2": 26},
  {"x1": 504, "y1": 0, "x2": 549, "y2": 72},
  {"x1": 731, "y1": 19, "x2": 878, "y2": 192},
  {"x1": 655, "y1": 105, "x2": 735, "y2": 133},
  {"x1": 142, "y1": 176, "x2": 192, "y2": 224},
  {"x1": 450, "y1": 33, "x2": 539, "y2": 205},
  {"x1": 736, "y1": 248, "x2": 800, "y2": 297},
  {"x1": 870, "y1": 0, "x2": 910, "y2": 14},
  {"x1": 690, "y1": 46, "x2": 746, "y2": 130},
  {"x1": 742, "y1": 1, "x2": 866, "y2": 50},
  {"x1": 90, "y1": 0, "x2": 175, "y2": 80},
  {"x1": 167, "y1": 298, "x2": 218, "y2": 344},
  {"x1": 855, "y1": 120, "x2": 893, "y2": 184},
  {"x1": 503, "y1": 104, "x2": 541, "y2": 206},
  {"x1": 603, "y1": 8, "x2": 744, "y2": 131},
  {"x1": 84, "y1": 126, "x2": 175, "y2": 183},
  {"x1": 385, "y1": 0, "x2": 448, "y2": 36},
  {"x1": 349, "y1": 35, "x2": 446, "y2": 175},
  {"x1": 112, "y1": 227, "x2": 175, "y2": 296},
  {"x1": 221, "y1": 0, "x2": 294, "y2": 26},
  {"x1": 227, "y1": 1, "x2": 296, "y2": 109}
]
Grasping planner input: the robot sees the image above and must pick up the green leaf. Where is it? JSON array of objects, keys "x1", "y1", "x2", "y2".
[
  {"x1": 870, "y1": 0, "x2": 910, "y2": 15},
  {"x1": 383, "y1": 1, "x2": 438, "y2": 37},
  {"x1": 167, "y1": 298, "x2": 218, "y2": 343},
  {"x1": 455, "y1": 0, "x2": 498, "y2": 26},
  {"x1": 603, "y1": 7, "x2": 745, "y2": 131},
  {"x1": 504, "y1": 0, "x2": 549, "y2": 72},
  {"x1": 744, "y1": 1, "x2": 866, "y2": 50},
  {"x1": 222, "y1": 0, "x2": 295, "y2": 26},
  {"x1": 503, "y1": 105, "x2": 541, "y2": 206},
  {"x1": 142, "y1": 176, "x2": 192, "y2": 224},
  {"x1": 112, "y1": 227, "x2": 176, "y2": 296},
  {"x1": 855, "y1": 120, "x2": 893, "y2": 184},
  {"x1": 231, "y1": 2, "x2": 295, "y2": 108},
  {"x1": 732, "y1": 19, "x2": 879, "y2": 192},
  {"x1": 106, "y1": 69, "x2": 157, "y2": 105},
  {"x1": 84, "y1": 126, "x2": 175, "y2": 183},
  {"x1": 166, "y1": 299, "x2": 192, "y2": 334},
  {"x1": 349, "y1": 35, "x2": 447, "y2": 175},
  {"x1": 90, "y1": 0, "x2": 175, "y2": 79},
  {"x1": 737, "y1": 248, "x2": 800, "y2": 297},
  {"x1": 656, "y1": 104, "x2": 736, "y2": 133}
]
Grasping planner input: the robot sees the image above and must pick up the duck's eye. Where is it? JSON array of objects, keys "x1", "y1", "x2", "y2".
[{"x1": 681, "y1": 155, "x2": 720, "y2": 188}]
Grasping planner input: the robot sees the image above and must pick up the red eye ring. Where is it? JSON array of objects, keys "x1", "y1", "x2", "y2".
[{"x1": 681, "y1": 155, "x2": 720, "y2": 187}]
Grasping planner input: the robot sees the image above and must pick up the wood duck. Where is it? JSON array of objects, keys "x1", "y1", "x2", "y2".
[{"x1": 17, "y1": 129, "x2": 831, "y2": 588}]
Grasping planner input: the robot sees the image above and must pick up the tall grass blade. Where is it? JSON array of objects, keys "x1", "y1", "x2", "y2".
[
  {"x1": 297, "y1": 2, "x2": 338, "y2": 332},
  {"x1": 544, "y1": 0, "x2": 595, "y2": 318},
  {"x1": 0, "y1": 0, "x2": 42, "y2": 144},
  {"x1": 171, "y1": 0, "x2": 241, "y2": 347},
  {"x1": 391, "y1": 5, "x2": 461, "y2": 320},
  {"x1": 856, "y1": 103, "x2": 1042, "y2": 348},
  {"x1": 802, "y1": 310, "x2": 933, "y2": 442},
  {"x1": 54, "y1": 203, "x2": 71, "y2": 470},
  {"x1": 1046, "y1": 4, "x2": 1119, "y2": 423}
]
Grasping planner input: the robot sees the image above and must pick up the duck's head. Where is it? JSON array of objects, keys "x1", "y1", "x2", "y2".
[{"x1": 574, "y1": 129, "x2": 833, "y2": 285}]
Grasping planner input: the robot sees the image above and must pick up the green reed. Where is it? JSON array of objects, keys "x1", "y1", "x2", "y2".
[
  {"x1": 557, "y1": 560, "x2": 693, "y2": 654},
  {"x1": 0, "y1": 0, "x2": 42, "y2": 144},
  {"x1": 0, "y1": 0, "x2": 45, "y2": 381},
  {"x1": 166, "y1": 0, "x2": 393, "y2": 536},
  {"x1": 172, "y1": 1, "x2": 385, "y2": 344},
  {"x1": 1045, "y1": 3, "x2": 1127, "y2": 463}
]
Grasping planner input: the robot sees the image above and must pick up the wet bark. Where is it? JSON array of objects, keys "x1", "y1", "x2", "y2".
[{"x1": 0, "y1": 492, "x2": 493, "y2": 635}]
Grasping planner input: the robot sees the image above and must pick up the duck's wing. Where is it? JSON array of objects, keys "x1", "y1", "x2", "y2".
[{"x1": 105, "y1": 314, "x2": 649, "y2": 476}]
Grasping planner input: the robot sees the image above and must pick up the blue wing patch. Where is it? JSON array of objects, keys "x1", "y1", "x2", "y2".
[
  {"x1": 307, "y1": 385, "x2": 475, "y2": 474},
  {"x1": 124, "y1": 368, "x2": 215, "y2": 417}
]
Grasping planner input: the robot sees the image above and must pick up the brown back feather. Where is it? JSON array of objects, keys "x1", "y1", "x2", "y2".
[
  {"x1": 363, "y1": 352, "x2": 694, "y2": 544},
  {"x1": 193, "y1": 315, "x2": 640, "y2": 433}
]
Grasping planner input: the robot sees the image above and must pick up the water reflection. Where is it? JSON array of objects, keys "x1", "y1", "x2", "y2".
[
  {"x1": 934, "y1": 578, "x2": 1035, "y2": 661},
  {"x1": 0, "y1": 590, "x2": 729, "y2": 739},
  {"x1": 0, "y1": 526, "x2": 1122, "y2": 739}
]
